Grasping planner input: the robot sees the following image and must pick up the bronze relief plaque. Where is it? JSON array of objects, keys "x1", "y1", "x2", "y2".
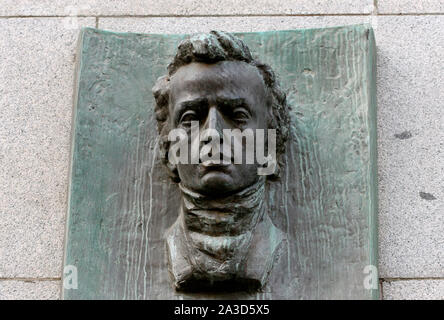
[{"x1": 64, "y1": 25, "x2": 378, "y2": 299}]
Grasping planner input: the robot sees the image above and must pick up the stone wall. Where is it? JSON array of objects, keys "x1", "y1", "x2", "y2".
[{"x1": 0, "y1": 1, "x2": 442, "y2": 300}]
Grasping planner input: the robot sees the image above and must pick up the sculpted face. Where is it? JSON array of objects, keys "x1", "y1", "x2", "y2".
[{"x1": 168, "y1": 61, "x2": 269, "y2": 196}]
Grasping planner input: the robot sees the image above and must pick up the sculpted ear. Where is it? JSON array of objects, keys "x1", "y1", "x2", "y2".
[
  {"x1": 266, "y1": 161, "x2": 281, "y2": 181},
  {"x1": 166, "y1": 158, "x2": 180, "y2": 183},
  {"x1": 154, "y1": 137, "x2": 179, "y2": 183},
  {"x1": 153, "y1": 75, "x2": 181, "y2": 183}
]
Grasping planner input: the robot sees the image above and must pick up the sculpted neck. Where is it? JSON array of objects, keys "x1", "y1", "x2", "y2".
[{"x1": 178, "y1": 178, "x2": 266, "y2": 236}]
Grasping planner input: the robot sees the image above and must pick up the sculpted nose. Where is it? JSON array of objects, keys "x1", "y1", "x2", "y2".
[
  {"x1": 204, "y1": 106, "x2": 224, "y2": 134},
  {"x1": 200, "y1": 106, "x2": 231, "y2": 164}
]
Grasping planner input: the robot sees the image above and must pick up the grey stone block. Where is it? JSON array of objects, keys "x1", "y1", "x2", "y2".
[
  {"x1": 375, "y1": 16, "x2": 444, "y2": 278},
  {"x1": 383, "y1": 280, "x2": 444, "y2": 300},
  {"x1": 98, "y1": 16, "x2": 370, "y2": 34},
  {"x1": 0, "y1": 280, "x2": 60, "y2": 300},
  {"x1": 0, "y1": 0, "x2": 373, "y2": 16},
  {"x1": 378, "y1": 1, "x2": 444, "y2": 13},
  {"x1": 0, "y1": 18, "x2": 95, "y2": 278}
]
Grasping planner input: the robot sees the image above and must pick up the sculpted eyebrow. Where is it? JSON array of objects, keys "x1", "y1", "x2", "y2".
[
  {"x1": 217, "y1": 98, "x2": 250, "y2": 112},
  {"x1": 174, "y1": 98, "x2": 208, "y2": 123}
]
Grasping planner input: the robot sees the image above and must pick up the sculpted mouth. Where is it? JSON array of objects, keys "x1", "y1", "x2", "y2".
[
  {"x1": 201, "y1": 159, "x2": 231, "y2": 168},
  {"x1": 200, "y1": 154, "x2": 234, "y2": 172},
  {"x1": 199, "y1": 145, "x2": 234, "y2": 169},
  {"x1": 200, "y1": 163, "x2": 231, "y2": 175},
  {"x1": 200, "y1": 161, "x2": 233, "y2": 176}
]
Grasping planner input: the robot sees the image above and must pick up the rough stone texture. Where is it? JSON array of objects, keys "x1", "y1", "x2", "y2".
[
  {"x1": 383, "y1": 280, "x2": 444, "y2": 300},
  {"x1": 0, "y1": 0, "x2": 373, "y2": 16},
  {"x1": 378, "y1": 1, "x2": 444, "y2": 13},
  {"x1": 0, "y1": 18, "x2": 95, "y2": 278},
  {"x1": 0, "y1": 280, "x2": 60, "y2": 300},
  {"x1": 99, "y1": 16, "x2": 370, "y2": 34},
  {"x1": 376, "y1": 16, "x2": 444, "y2": 278}
]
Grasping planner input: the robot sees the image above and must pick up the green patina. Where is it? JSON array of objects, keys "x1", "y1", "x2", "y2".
[{"x1": 64, "y1": 25, "x2": 378, "y2": 299}]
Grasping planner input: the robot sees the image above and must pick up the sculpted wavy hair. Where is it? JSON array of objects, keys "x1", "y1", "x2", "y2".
[{"x1": 152, "y1": 31, "x2": 290, "y2": 182}]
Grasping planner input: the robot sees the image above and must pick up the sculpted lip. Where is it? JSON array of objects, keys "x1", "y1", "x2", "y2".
[
  {"x1": 199, "y1": 160, "x2": 231, "y2": 173},
  {"x1": 200, "y1": 153, "x2": 236, "y2": 169},
  {"x1": 201, "y1": 159, "x2": 230, "y2": 166}
]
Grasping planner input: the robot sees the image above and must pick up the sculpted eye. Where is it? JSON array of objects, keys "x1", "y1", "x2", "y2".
[
  {"x1": 179, "y1": 111, "x2": 198, "y2": 125},
  {"x1": 232, "y1": 108, "x2": 250, "y2": 122}
]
